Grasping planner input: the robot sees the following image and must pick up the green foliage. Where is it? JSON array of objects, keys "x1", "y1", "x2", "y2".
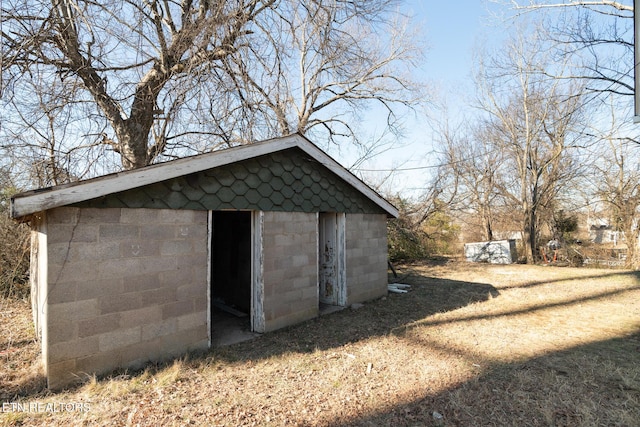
[
  {"x1": 422, "y1": 209, "x2": 461, "y2": 256},
  {"x1": 553, "y1": 210, "x2": 578, "y2": 243},
  {"x1": 387, "y1": 197, "x2": 460, "y2": 262},
  {"x1": 388, "y1": 216, "x2": 431, "y2": 262},
  {"x1": 0, "y1": 187, "x2": 30, "y2": 298}
]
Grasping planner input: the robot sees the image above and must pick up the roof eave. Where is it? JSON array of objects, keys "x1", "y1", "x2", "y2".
[{"x1": 11, "y1": 134, "x2": 398, "y2": 219}]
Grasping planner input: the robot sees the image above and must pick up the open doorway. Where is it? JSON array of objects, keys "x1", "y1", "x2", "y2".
[
  {"x1": 318, "y1": 212, "x2": 346, "y2": 313},
  {"x1": 210, "y1": 211, "x2": 256, "y2": 346}
]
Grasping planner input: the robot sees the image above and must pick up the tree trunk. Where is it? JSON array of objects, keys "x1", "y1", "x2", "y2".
[
  {"x1": 115, "y1": 123, "x2": 151, "y2": 170},
  {"x1": 486, "y1": 218, "x2": 494, "y2": 242},
  {"x1": 622, "y1": 219, "x2": 640, "y2": 270},
  {"x1": 523, "y1": 202, "x2": 537, "y2": 264}
]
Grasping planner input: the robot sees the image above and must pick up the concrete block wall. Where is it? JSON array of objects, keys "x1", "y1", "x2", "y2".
[
  {"x1": 44, "y1": 207, "x2": 208, "y2": 389},
  {"x1": 345, "y1": 213, "x2": 388, "y2": 304},
  {"x1": 262, "y1": 211, "x2": 318, "y2": 332}
]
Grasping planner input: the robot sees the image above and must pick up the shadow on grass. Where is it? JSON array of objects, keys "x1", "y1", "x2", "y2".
[
  {"x1": 499, "y1": 269, "x2": 640, "y2": 291},
  {"x1": 327, "y1": 332, "x2": 640, "y2": 426},
  {"x1": 216, "y1": 272, "x2": 500, "y2": 363},
  {"x1": 1, "y1": 268, "x2": 500, "y2": 399}
]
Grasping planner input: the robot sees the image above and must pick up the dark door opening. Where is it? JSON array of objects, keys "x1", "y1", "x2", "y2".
[{"x1": 210, "y1": 211, "x2": 254, "y2": 345}]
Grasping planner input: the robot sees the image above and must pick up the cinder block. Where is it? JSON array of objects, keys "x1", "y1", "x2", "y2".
[
  {"x1": 98, "y1": 326, "x2": 141, "y2": 352},
  {"x1": 140, "y1": 287, "x2": 176, "y2": 305},
  {"x1": 69, "y1": 241, "x2": 120, "y2": 262},
  {"x1": 263, "y1": 306, "x2": 317, "y2": 333},
  {"x1": 78, "y1": 313, "x2": 121, "y2": 338},
  {"x1": 96, "y1": 257, "x2": 154, "y2": 280},
  {"x1": 80, "y1": 208, "x2": 122, "y2": 224},
  {"x1": 141, "y1": 318, "x2": 178, "y2": 340},
  {"x1": 292, "y1": 254, "x2": 310, "y2": 267},
  {"x1": 174, "y1": 254, "x2": 206, "y2": 270},
  {"x1": 177, "y1": 283, "x2": 205, "y2": 301},
  {"x1": 157, "y1": 209, "x2": 195, "y2": 224},
  {"x1": 47, "y1": 207, "x2": 80, "y2": 224},
  {"x1": 274, "y1": 256, "x2": 293, "y2": 270},
  {"x1": 262, "y1": 235, "x2": 277, "y2": 248},
  {"x1": 292, "y1": 276, "x2": 313, "y2": 290},
  {"x1": 70, "y1": 224, "x2": 101, "y2": 243},
  {"x1": 140, "y1": 224, "x2": 176, "y2": 240},
  {"x1": 116, "y1": 338, "x2": 163, "y2": 367},
  {"x1": 99, "y1": 292, "x2": 142, "y2": 314},
  {"x1": 160, "y1": 327, "x2": 208, "y2": 355},
  {"x1": 77, "y1": 278, "x2": 124, "y2": 300},
  {"x1": 47, "y1": 280, "x2": 77, "y2": 304},
  {"x1": 75, "y1": 351, "x2": 123, "y2": 378},
  {"x1": 162, "y1": 300, "x2": 193, "y2": 320},
  {"x1": 47, "y1": 224, "x2": 77, "y2": 245},
  {"x1": 119, "y1": 240, "x2": 160, "y2": 258},
  {"x1": 194, "y1": 296, "x2": 207, "y2": 311},
  {"x1": 48, "y1": 299, "x2": 98, "y2": 322},
  {"x1": 300, "y1": 285, "x2": 319, "y2": 300},
  {"x1": 176, "y1": 311, "x2": 206, "y2": 332},
  {"x1": 274, "y1": 234, "x2": 295, "y2": 247},
  {"x1": 124, "y1": 275, "x2": 161, "y2": 292},
  {"x1": 47, "y1": 359, "x2": 78, "y2": 390},
  {"x1": 120, "y1": 209, "x2": 159, "y2": 224},
  {"x1": 119, "y1": 306, "x2": 162, "y2": 329},
  {"x1": 49, "y1": 336, "x2": 99, "y2": 363},
  {"x1": 99, "y1": 224, "x2": 140, "y2": 241},
  {"x1": 160, "y1": 239, "x2": 193, "y2": 256},
  {"x1": 47, "y1": 318, "x2": 77, "y2": 343},
  {"x1": 140, "y1": 256, "x2": 178, "y2": 275}
]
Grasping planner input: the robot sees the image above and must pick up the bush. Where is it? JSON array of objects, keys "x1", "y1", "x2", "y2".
[
  {"x1": 387, "y1": 217, "x2": 431, "y2": 262},
  {"x1": 0, "y1": 189, "x2": 30, "y2": 298},
  {"x1": 387, "y1": 197, "x2": 460, "y2": 262}
]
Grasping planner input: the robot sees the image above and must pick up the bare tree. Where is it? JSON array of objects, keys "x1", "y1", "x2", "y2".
[
  {"x1": 2, "y1": 0, "x2": 275, "y2": 171},
  {"x1": 1, "y1": 0, "x2": 424, "y2": 180},
  {"x1": 496, "y1": 0, "x2": 634, "y2": 99},
  {"x1": 474, "y1": 27, "x2": 587, "y2": 263},
  {"x1": 438, "y1": 120, "x2": 507, "y2": 242},
  {"x1": 218, "y1": 0, "x2": 425, "y2": 150},
  {"x1": 585, "y1": 100, "x2": 640, "y2": 267}
]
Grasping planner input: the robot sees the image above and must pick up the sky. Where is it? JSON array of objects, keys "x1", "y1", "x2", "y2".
[
  {"x1": 410, "y1": 1, "x2": 504, "y2": 84},
  {"x1": 347, "y1": 1, "x2": 511, "y2": 199}
]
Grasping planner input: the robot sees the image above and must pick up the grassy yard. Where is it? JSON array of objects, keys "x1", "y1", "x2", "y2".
[{"x1": 1, "y1": 260, "x2": 639, "y2": 426}]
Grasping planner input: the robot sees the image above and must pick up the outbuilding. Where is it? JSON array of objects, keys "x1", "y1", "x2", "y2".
[{"x1": 10, "y1": 133, "x2": 398, "y2": 389}]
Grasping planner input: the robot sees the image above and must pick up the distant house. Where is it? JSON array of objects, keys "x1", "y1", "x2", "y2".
[
  {"x1": 589, "y1": 224, "x2": 623, "y2": 245},
  {"x1": 11, "y1": 134, "x2": 398, "y2": 389}
]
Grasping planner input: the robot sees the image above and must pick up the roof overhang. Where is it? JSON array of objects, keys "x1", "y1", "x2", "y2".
[{"x1": 11, "y1": 134, "x2": 399, "y2": 219}]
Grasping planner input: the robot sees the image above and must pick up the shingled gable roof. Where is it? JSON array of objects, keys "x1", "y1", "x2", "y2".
[{"x1": 11, "y1": 133, "x2": 399, "y2": 220}]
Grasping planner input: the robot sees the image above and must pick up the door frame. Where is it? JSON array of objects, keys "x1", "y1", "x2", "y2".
[
  {"x1": 207, "y1": 210, "x2": 265, "y2": 347},
  {"x1": 318, "y1": 212, "x2": 346, "y2": 307}
]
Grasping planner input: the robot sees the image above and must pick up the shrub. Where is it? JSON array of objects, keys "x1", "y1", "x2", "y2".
[
  {"x1": 0, "y1": 188, "x2": 30, "y2": 298},
  {"x1": 387, "y1": 216, "x2": 431, "y2": 262},
  {"x1": 387, "y1": 197, "x2": 460, "y2": 262}
]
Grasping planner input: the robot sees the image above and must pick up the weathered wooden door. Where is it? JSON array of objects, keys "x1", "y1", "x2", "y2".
[{"x1": 319, "y1": 213, "x2": 339, "y2": 305}]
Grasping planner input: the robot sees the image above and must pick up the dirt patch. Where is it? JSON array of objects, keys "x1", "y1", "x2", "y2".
[{"x1": 1, "y1": 260, "x2": 639, "y2": 426}]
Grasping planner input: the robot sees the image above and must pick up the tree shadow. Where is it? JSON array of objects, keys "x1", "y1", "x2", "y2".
[
  {"x1": 324, "y1": 332, "x2": 640, "y2": 426},
  {"x1": 2, "y1": 269, "x2": 500, "y2": 399},
  {"x1": 215, "y1": 272, "x2": 500, "y2": 362},
  {"x1": 499, "y1": 270, "x2": 640, "y2": 291}
]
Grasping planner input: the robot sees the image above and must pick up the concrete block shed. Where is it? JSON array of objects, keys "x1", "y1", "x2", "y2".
[{"x1": 10, "y1": 134, "x2": 398, "y2": 389}]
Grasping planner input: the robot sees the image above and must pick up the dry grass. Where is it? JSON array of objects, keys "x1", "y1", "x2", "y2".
[{"x1": 1, "y1": 260, "x2": 639, "y2": 426}]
